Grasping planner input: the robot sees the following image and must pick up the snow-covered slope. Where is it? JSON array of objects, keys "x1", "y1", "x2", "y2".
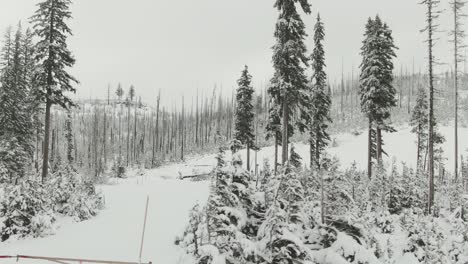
[
  {"x1": 233, "y1": 125, "x2": 468, "y2": 173},
  {"x1": 1, "y1": 125, "x2": 466, "y2": 263}
]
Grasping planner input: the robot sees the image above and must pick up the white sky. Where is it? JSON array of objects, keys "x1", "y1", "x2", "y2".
[{"x1": 0, "y1": 0, "x2": 457, "y2": 107}]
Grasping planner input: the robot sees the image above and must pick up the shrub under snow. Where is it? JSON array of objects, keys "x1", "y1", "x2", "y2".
[
  {"x1": 177, "y1": 150, "x2": 468, "y2": 264},
  {"x1": 0, "y1": 165, "x2": 104, "y2": 241}
]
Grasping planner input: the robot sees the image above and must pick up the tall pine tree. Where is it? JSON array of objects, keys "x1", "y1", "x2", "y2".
[
  {"x1": 309, "y1": 14, "x2": 331, "y2": 170},
  {"x1": 234, "y1": 65, "x2": 255, "y2": 171},
  {"x1": 31, "y1": 0, "x2": 78, "y2": 182},
  {"x1": 359, "y1": 16, "x2": 397, "y2": 178},
  {"x1": 272, "y1": 0, "x2": 311, "y2": 164}
]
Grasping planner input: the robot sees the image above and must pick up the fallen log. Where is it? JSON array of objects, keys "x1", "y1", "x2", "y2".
[{"x1": 179, "y1": 173, "x2": 211, "y2": 180}]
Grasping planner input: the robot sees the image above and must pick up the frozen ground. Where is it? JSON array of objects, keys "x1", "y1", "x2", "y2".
[{"x1": 1, "y1": 125, "x2": 466, "y2": 263}]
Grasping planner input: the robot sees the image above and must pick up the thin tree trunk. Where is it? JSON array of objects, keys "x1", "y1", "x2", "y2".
[
  {"x1": 247, "y1": 145, "x2": 250, "y2": 172},
  {"x1": 427, "y1": 0, "x2": 435, "y2": 214},
  {"x1": 376, "y1": 126, "x2": 382, "y2": 162},
  {"x1": 315, "y1": 128, "x2": 320, "y2": 170},
  {"x1": 454, "y1": 1, "x2": 459, "y2": 180},
  {"x1": 42, "y1": 99, "x2": 52, "y2": 182},
  {"x1": 274, "y1": 132, "x2": 278, "y2": 175},
  {"x1": 368, "y1": 118, "x2": 372, "y2": 179},
  {"x1": 282, "y1": 100, "x2": 288, "y2": 165}
]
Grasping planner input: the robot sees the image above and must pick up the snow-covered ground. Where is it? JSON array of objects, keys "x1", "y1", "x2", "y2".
[
  {"x1": 236, "y1": 125, "x2": 468, "y2": 174},
  {"x1": 1, "y1": 125, "x2": 466, "y2": 263},
  {"x1": 0, "y1": 160, "x2": 214, "y2": 264}
]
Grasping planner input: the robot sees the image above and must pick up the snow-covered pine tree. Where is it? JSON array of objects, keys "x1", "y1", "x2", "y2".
[
  {"x1": 234, "y1": 65, "x2": 255, "y2": 172},
  {"x1": 259, "y1": 164, "x2": 309, "y2": 263},
  {"x1": 31, "y1": 0, "x2": 79, "y2": 182},
  {"x1": 181, "y1": 204, "x2": 203, "y2": 256},
  {"x1": 309, "y1": 14, "x2": 332, "y2": 171},
  {"x1": 289, "y1": 144, "x2": 302, "y2": 169},
  {"x1": 272, "y1": 0, "x2": 311, "y2": 164},
  {"x1": 22, "y1": 27, "x2": 43, "y2": 172},
  {"x1": 266, "y1": 74, "x2": 284, "y2": 175},
  {"x1": 359, "y1": 16, "x2": 397, "y2": 178},
  {"x1": 0, "y1": 24, "x2": 35, "y2": 183}
]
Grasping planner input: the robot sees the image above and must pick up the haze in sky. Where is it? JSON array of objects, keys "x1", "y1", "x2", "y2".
[{"x1": 0, "y1": 0, "x2": 456, "y2": 106}]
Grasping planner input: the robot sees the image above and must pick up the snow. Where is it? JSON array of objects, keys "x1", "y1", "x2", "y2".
[
  {"x1": 231, "y1": 125, "x2": 468, "y2": 174},
  {"x1": 1, "y1": 125, "x2": 466, "y2": 263},
  {"x1": 1, "y1": 169, "x2": 210, "y2": 264}
]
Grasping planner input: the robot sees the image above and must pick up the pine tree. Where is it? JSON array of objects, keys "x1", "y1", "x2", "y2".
[
  {"x1": 289, "y1": 144, "x2": 302, "y2": 169},
  {"x1": 359, "y1": 16, "x2": 397, "y2": 178},
  {"x1": 272, "y1": 0, "x2": 311, "y2": 164},
  {"x1": 0, "y1": 25, "x2": 35, "y2": 183},
  {"x1": 115, "y1": 83, "x2": 124, "y2": 102},
  {"x1": 129, "y1": 85, "x2": 135, "y2": 102},
  {"x1": 205, "y1": 147, "x2": 246, "y2": 262},
  {"x1": 309, "y1": 14, "x2": 331, "y2": 170},
  {"x1": 266, "y1": 74, "x2": 284, "y2": 175},
  {"x1": 234, "y1": 65, "x2": 255, "y2": 172},
  {"x1": 259, "y1": 164, "x2": 308, "y2": 263},
  {"x1": 31, "y1": 0, "x2": 78, "y2": 182}
]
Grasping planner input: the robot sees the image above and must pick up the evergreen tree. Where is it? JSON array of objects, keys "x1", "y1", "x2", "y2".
[
  {"x1": 0, "y1": 25, "x2": 35, "y2": 183},
  {"x1": 234, "y1": 65, "x2": 255, "y2": 171},
  {"x1": 309, "y1": 14, "x2": 331, "y2": 170},
  {"x1": 129, "y1": 85, "x2": 135, "y2": 103},
  {"x1": 115, "y1": 83, "x2": 124, "y2": 102},
  {"x1": 289, "y1": 144, "x2": 302, "y2": 169},
  {"x1": 359, "y1": 16, "x2": 397, "y2": 178},
  {"x1": 205, "y1": 147, "x2": 247, "y2": 263},
  {"x1": 272, "y1": 0, "x2": 311, "y2": 164},
  {"x1": 266, "y1": 74, "x2": 284, "y2": 175},
  {"x1": 31, "y1": 0, "x2": 78, "y2": 182},
  {"x1": 258, "y1": 164, "x2": 308, "y2": 263}
]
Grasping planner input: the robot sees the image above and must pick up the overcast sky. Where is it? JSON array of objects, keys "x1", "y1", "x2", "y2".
[{"x1": 0, "y1": 0, "x2": 456, "y2": 106}]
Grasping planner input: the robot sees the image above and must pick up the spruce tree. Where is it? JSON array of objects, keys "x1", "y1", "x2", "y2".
[
  {"x1": 266, "y1": 73, "x2": 286, "y2": 175},
  {"x1": 272, "y1": 0, "x2": 311, "y2": 164},
  {"x1": 309, "y1": 14, "x2": 331, "y2": 170},
  {"x1": 129, "y1": 85, "x2": 135, "y2": 102},
  {"x1": 0, "y1": 25, "x2": 35, "y2": 183},
  {"x1": 289, "y1": 144, "x2": 302, "y2": 169},
  {"x1": 31, "y1": 0, "x2": 78, "y2": 182},
  {"x1": 234, "y1": 65, "x2": 255, "y2": 171},
  {"x1": 359, "y1": 16, "x2": 397, "y2": 178},
  {"x1": 115, "y1": 83, "x2": 124, "y2": 102}
]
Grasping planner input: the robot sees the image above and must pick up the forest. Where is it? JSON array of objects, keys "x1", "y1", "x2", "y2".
[{"x1": 1, "y1": 0, "x2": 468, "y2": 264}]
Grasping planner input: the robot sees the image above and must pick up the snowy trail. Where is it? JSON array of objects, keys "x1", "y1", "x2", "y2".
[{"x1": 0, "y1": 162, "x2": 213, "y2": 264}]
